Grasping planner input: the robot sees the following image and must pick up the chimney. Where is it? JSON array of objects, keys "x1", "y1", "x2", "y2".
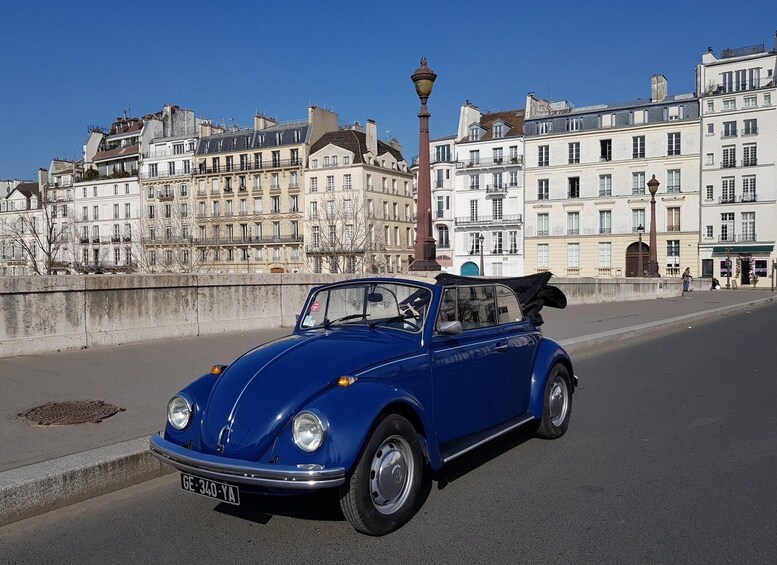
[
  {"x1": 366, "y1": 119, "x2": 378, "y2": 155},
  {"x1": 38, "y1": 168, "x2": 48, "y2": 189},
  {"x1": 651, "y1": 75, "x2": 668, "y2": 102},
  {"x1": 254, "y1": 114, "x2": 277, "y2": 131}
]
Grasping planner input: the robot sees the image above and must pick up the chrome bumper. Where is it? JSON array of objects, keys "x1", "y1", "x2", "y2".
[{"x1": 149, "y1": 434, "x2": 346, "y2": 490}]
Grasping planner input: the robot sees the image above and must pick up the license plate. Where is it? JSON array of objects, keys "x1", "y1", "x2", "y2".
[{"x1": 180, "y1": 473, "x2": 240, "y2": 505}]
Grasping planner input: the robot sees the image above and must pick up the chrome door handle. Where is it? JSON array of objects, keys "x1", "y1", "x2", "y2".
[{"x1": 494, "y1": 343, "x2": 509, "y2": 353}]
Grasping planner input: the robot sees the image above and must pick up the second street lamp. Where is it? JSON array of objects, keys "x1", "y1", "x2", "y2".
[
  {"x1": 647, "y1": 174, "x2": 660, "y2": 277},
  {"x1": 479, "y1": 233, "x2": 485, "y2": 276}
]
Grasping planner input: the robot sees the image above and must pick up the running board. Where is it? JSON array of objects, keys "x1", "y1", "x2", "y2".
[{"x1": 440, "y1": 413, "x2": 535, "y2": 464}]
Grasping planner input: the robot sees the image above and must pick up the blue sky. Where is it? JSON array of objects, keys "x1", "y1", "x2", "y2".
[{"x1": 1, "y1": 0, "x2": 776, "y2": 179}]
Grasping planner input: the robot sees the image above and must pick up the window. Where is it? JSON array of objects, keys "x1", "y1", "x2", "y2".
[
  {"x1": 589, "y1": 242, "x2": 609, "y2": 271},
  {"x1": 568, "y1": 177, "x2": 579, "y2": 198},
  {"x1": 741, "y1": 212, "x2": 755, "y2": 242},
  {"x1": 722, "y1": 146, "x2": 736, "y2": 168},
  {"x1": 706, "y1": 153, "x2": 714, "y2": 166},
  {"x1": 456, "y1": 285, "x2": 497, "y2": 330},
  {"x1": 743, "y1": 144, "x2": 757, "y2": 167},
  {"x1": 537, "y1": 121, "x2": 552, "y2": 135},
  {"x1": 600, "y1": 139, "x2": 612, "y2": 161},
  {"x1": 468, "y1": 126, "x2": 481, "y2": 141},
  {"x1": 437, "y1": 225, "x2": 449, "y2": 248},
  {"x1": 722, "y1": 177, "x2": 735, "y2": 203},
  {"x1": 507, "y1": 230, "x2": 518, "y2": 254},
  {"x1": 632, "y1": 172, "x2": 645, "y2": 195},
  {"x1": 632, "y1": 209, "x2": 645, "y2": 232},
  {"x1": 667, "y1": 170, "x2": 681, "y2": 193},
  {"x1": 468, "y1": 150, "x2": 480, "y2": 166},
  {"x1": 667, "y1": 133, "x2": 680, "y2": 155},
  {"x1": 538, "y1": 145, "x2": 549, "y2": 167},
  {"x1": 565, "y1": 117, "x2": 582, "y2": 131},
  {"x1": 537, "y1": 213, "x2": 549, "y2": 237},
  {"x1": 765, "y1": 93, "x2": 771, "y2": 106},
  {"x1": 706, "y1": 100, "x2": 714, "y2": 113},
  {"x1": 744, "y1": 95, "x2": 757, "y2": 108},
  {"x1": 599, "y1": 175, "x2": 612, "y2": 197},
  {"x1": 707, "y1": 123, "x2": 714, "y2": 135},
  {"x1": 469, "y1": 200, "x2": 478, "y2": 221},
  {"x1": 705, "y1": 225, "x2": 713, "y2": 239},
  {"x1": 743, "y1": 119, "x2": 758, "y2": 135},
  {"x1": 632, "y1": 136, "x2": 645, "y2": 158},
  {"x1": 742, "y1": 176, "x2": 756, "y2": 202},
  {"x1": 492, "y1": 147, "x2": 503, "y2": 163},
  {"x1": 435, "y1": 144, "x2": 451, "y2": 162},
  {"x1": 492, "y1": 199, "x2": 503, "y2": 220},
  {"x1": 666, "y1": 240, "x2": 680, "y2": 273},
  {"x1": 667, "y1": 207, "x2": 680, "y2": 232},
  {"x1": 537, "y1": 244, "x2": 549, "y2": 269},
  {"x1": 113, "y1": 203, "x2": 119, "y2": 219},
  {"x1": 469, "y1": 232, "x2": 482, "y2": 254},
  {"x1": 599, "y1": 211, "x2": 611, "y2": 234},
  {"x1": 509, "y1": 171, "x2": 518, "y2": 187},
  {"x1": 568, "y1": 142, "x2": 580, "y2": 164},
  {"x1": 567, "y1": 243, "x2": 580, "y2": 268},
  {"x1": 720, "y1": 212, "x2": 734, "y2": 241},
  {"x1": 723, "y1": 99, "x2": 736, "y2": 110},
  {"x1": 705, "y1": 185, "x2": 714, "y2": 201},
  {"x1": 493, "y1": 124, "x2": 503, "y2": 138},
  {"x1": 538, "y1": 179, "x2": 549, "y2": 200},
  {"x1": 567, "y1": 212, "x2": 580, "y2": 235},
  {"x1": 343, "y1": 174, "x2": 352, "y2": 190},
  {"x1": 723, "y1": 121, "x2": 737, "y2": 138},
  {"x1": 469, "y1": 175, "x2": 480, "y2": 190}
]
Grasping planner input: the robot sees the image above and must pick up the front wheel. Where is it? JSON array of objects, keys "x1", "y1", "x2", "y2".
[
  {"x1": 339, "y1": 414, "x2": 423, "y2": 535},
  {"x1": 535, "y1": 364, "x2": 573, "y2": 439}
]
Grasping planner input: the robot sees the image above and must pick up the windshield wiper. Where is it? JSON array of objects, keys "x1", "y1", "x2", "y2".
[
  {"x1": 369, "y1": 314, "x2": 420, "y2": 330},
  {"x1": 323, "y1": 314, "x2": 370, "y2": 328}
]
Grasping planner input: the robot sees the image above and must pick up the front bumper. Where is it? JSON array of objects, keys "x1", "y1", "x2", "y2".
[{"x1": 149, "y1": 434, "x2": 346, "y2": 490}]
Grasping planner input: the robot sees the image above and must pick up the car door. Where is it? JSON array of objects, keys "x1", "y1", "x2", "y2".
[
  {"x1": 430, "y1": 285, "x2": 512, "y2": 445},
  {"x1": 494, "y1": 284, "x2": 541, "y2": 416}
]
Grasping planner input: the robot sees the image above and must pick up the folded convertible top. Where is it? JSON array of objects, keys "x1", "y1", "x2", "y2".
[{"x1": 434, "y1": 272, "x2": 566, "y2": 326}]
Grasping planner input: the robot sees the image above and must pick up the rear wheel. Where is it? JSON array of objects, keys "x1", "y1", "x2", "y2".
[
  {"x1": 339, "y1": 414, "x2": 423, "y2": 535},
  {"x1": 535, "y1": 364, "x2": 573, "y2": 439}
]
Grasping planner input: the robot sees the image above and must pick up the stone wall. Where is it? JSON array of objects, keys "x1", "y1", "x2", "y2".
[{"x1": 0, "y1": 274, "x2": 682, "y2": 358}]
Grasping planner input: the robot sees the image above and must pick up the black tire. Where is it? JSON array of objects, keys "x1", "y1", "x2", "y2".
[
  {"x1": 535, "y1": 364, "x2": 573, "y2": 439},
  {"x1": 339, "y1": 414, "x2": 423, "y2": 535}
]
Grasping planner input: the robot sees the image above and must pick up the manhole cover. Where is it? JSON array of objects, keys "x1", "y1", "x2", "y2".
[{"x1": 21, "y1": 400, "x2": 125, "y2": 426}]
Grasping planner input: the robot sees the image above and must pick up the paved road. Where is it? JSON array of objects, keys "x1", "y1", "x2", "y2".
[{"x1": 2, "y1": 303, "x2": 775, "y2": 564}]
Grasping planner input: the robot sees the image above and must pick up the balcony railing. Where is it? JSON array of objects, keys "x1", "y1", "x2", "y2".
[
  {"x1": 456, "y1": 156, "x2": 523, "y2": 169},
  {"x1": 485, "y1": 185, "x2": 508, "y2": 196},
  {"x1": 194, "y1": 235, "x2": 304, "y2": 246},
  {"x1": 141, "y1": 169, "x2": 192, "y2": 180},
  {"x1": 455, "y1": 214, "x2": 522, "y2": 226},
  {"x1": 742, "y1": 127, "x2": 759, "y2": 136},
  {"x1": 195, "y1": 158, "x2": 302, "y2": 175}
]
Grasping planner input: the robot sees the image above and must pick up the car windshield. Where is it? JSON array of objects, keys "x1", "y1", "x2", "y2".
[{"x1": 299, "y1": 282, "x2": 432, "y2": 333}]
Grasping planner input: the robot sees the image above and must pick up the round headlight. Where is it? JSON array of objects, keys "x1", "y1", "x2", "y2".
[
  {"x1": 292, "y1": 411, "x2": 326, "y2": 452},
  {"x1": 167, "y1": 395, "x2": 192, "y2": 431}
]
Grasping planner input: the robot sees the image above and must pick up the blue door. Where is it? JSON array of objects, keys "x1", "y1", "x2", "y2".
[{"x1": 460, "y1": 261, "x2": 479, "y2": 276}]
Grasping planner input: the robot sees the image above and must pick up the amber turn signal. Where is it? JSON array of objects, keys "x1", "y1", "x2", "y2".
[
  {"x1": 210, "y1": 365, "x2": 226, "y2": 375},
  {"x1": 337, "y1": 376, "x2": 357, "y2": 387}
]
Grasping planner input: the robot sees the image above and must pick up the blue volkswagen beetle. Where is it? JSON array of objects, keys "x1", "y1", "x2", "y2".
[{"x1": 150, "y1": 272, "x2": 575, "y2": 535}]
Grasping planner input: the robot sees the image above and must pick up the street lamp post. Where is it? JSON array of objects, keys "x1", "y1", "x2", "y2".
[
  {"x1": 647, "y1": 174, "x2": 660, "y2": 277},
  {"x1": 726, "y1": 247, "x2": 732, "y2": 289},
  {"x1": 479, "y1": 233, "x2": 485, "y2": 276},
  {"x1": 637, "y1": 224, "x2": 645, "y2": 277},
  {"x1": 409, "y1": 58, "x2": 440, "y2": 272}
]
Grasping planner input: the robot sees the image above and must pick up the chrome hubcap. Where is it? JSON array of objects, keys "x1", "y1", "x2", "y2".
[
  {"x1": 549, "y1": 376, "x2": 569, "y2": 427},
  {"x1": 369, "y1": 435, "x2": 414, "y2": 514}
]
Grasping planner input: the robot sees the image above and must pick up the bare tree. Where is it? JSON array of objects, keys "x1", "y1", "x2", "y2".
[
  {"x1": 0, "y1": 201, "x2": 71, "y2": 275},
  {"x1": 132, "y1": 204, "x2": 210, "y2": 273},
  {"x1": 307, "y1": 193, "x2": 387, "y2": 273}
]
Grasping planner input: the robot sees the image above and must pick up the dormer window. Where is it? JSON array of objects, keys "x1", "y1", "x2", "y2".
[
  {"x1": 468, "y1": 126, "x2": 481, "y2": 141},
  {"x1": 537, "y1": 121, "x2": 552, "y2": 135},
  {"x1": 493, "y1": 123, "x2": 504, "y2": 139}
]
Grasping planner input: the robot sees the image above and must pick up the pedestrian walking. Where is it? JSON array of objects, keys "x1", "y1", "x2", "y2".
[{"x1": 682, "y1": 267, "x2": 693, "y2": 292}]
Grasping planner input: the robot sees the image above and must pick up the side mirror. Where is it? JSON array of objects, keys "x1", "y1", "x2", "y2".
[{"x1": 437, "y1": 320, "x2": 462, "y2": 336}]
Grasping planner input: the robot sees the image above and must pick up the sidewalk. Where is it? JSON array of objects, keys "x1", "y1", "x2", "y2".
[{"x1": 1, "y1": 287, "x2": 774, "y2": 526}]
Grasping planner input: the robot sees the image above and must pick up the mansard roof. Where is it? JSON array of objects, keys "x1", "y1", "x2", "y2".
[
  {"x1": 460, "y1": 109, "x2": 525, "y2": 143},
  {"x1": 309, "y1": 129, "x2": 405, "y2": 163},
  {"x1": 197, "y1": 123, "x2": 309, "y2": 155}
]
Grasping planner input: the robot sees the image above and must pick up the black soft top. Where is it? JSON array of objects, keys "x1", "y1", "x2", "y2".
[{"x1": 434, "y1": 272, "x2": 566, "y2": 326}]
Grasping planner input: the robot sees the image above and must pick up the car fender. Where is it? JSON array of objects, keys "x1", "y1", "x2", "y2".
[
  {"x1": 528, "y1": 338, "x2": 574, "y2": 419},
  {"x1": 162, "y1": 372, "x2": 219, "y2": 443},
  {"x1": 265, "y1": 380, "x2": 441, "y2": 472}
]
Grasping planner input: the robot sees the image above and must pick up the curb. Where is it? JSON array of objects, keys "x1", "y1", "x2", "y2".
[
  {"x1": 0, "y1": 438, "x2": 173, "y2": 527},
  {"x1": 1, "y1": 294, "x2": 774, "y2": 528}
]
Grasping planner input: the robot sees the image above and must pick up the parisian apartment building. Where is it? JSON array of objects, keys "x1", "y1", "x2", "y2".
[
  {"x1": 306, "y1": 120, "x2": 415, "y2": 274},
  {"x1": 423, "y1": 102, "x2": 526, "y2": 276},
  {"x1": 696, "y1": 42, "x2": 776, "y2": 285},
  {"x1": 522, "y1": 76, "x2": 701, "y2": 278}
]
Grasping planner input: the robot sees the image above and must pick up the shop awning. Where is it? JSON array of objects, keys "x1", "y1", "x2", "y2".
[{"x1": 711, "y1": 245, "x2": 774, "y2": 256}]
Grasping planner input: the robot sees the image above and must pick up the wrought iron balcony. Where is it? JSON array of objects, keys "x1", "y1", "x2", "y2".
[{"x1": 455, "y1": 214, "x2": 522, "y2": 226}]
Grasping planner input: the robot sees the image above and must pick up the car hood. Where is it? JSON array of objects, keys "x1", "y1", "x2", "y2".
[{"x1": 199, "y1": 329, "x2": 420, "y2": 460}]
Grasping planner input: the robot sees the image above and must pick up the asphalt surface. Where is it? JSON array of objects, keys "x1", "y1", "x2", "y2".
[
  {"x1": 2, "y1": 303, "x2": 775, "y2": 564},
  {"x1": 0, "y1": 287, "x2": 773, "y2": 528}
]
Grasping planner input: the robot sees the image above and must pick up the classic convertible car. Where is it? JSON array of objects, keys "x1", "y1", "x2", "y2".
[{"x1": 150, "y1": 273, "x2": 575, "y2": 535}]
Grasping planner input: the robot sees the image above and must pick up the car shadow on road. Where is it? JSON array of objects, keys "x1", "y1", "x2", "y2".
[
  {"x1": 433, "y1": 426, "x2": 536, "y2": 489},
  {"x1": 214, "y1": 489, "x2": 344, "y2": 524}
]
